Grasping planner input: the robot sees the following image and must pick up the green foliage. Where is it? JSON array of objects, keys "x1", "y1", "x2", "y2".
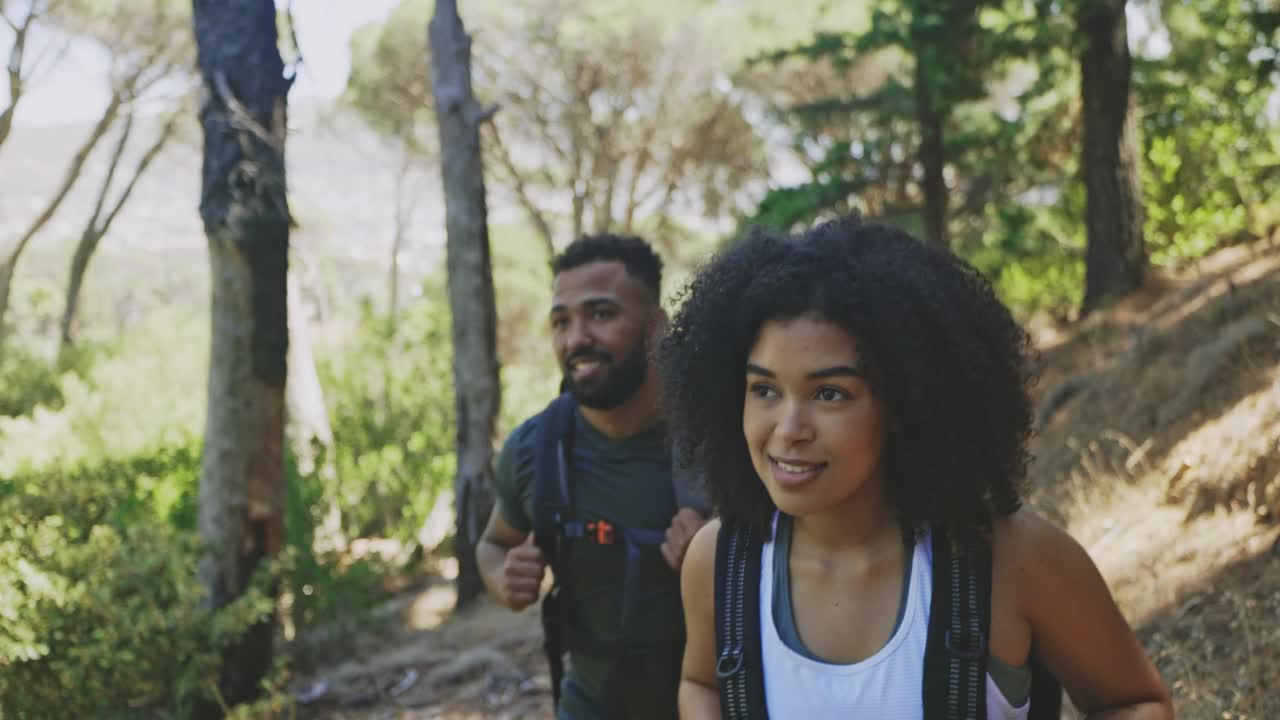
[
  {"x1": 0, "y1": 345, "x2": 64, "y2": 418},
  {"x1": 284, "y1": 451, "x2": 386, "y2": 629},
  {"x1": 318, "y1": 289, "x2": 456, "y2": 542},
  {"x1": 742, "y1": 0, "x2": 1277, "y2": 316},
  {"x1": 1137, "y1": 0, "x2": 1280, "y2": 265},
  {"x1": 0, "y1": 308, "x2": 206, "y2": 475},
  {"x1": 969, "y1": 195, "x2": 1086, "y2": 318},
  {"x1": 0, "y1": 447, "x2": 277, "y2": 719},
  {"x1": 345, "y1": 0, "x2": 434, "y2": 154}
]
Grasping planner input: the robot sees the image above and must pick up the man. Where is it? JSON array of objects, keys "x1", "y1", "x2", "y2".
[{"x1": 476, "y1": 234, "x2": 708, "y2": 719}]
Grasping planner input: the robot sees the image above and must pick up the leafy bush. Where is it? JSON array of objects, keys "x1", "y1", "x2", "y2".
[
  {"x1": 0, "y1": 450, "x2": 276, "y2": 719},
  {"x1": 0, "y1": 309, "x2": 206, "y2": 475},
  {"x1": 0, "y1": 344, "x2": 64, "y2": 418},
  {"x1": 284, "y1": 451, "x2": 386, "y2": 630},
  {"x1": 318, "y1": 295, "x2": 457, "y2": 543}
]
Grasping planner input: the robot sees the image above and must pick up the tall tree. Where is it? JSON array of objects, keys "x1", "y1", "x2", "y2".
[
  {"x1": 1, "y1": 0, "x2": 189, "y2": 353},
  {"x1": 0, "y1": 0, "x2": 55, "y2": 152},
  {"x1": 58, "y1": 111, "x2": 181, "y2": 357},
  {"x1": 190, "y1": 0, "x2": 291, "y2": 712},
  {"x1": 428, "y1": 0, "x2": 502, "y2": 609},
  {"x1": 910, "y1": 0, "x2": 983, "y2": 249},
  {"x1": 1078, "y1": 0, "x2": 1147, "y2": 313},
  {"x1": 745, "y1": 0, "x2": 1005, "y2": 249},
  {"x1": 53, "y1": 0, "x2": 193, "y2": 357},
  {"x1": 0, "y1": 90, "x2": 124, "y2": 353},
  {"x1": 348, "y1": 0, "x2": 764, "y2": 259}
]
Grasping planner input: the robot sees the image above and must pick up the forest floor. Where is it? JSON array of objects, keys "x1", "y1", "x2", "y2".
[{"x1": 286, "y1": 236, "x2": 1280, "y2": 720}]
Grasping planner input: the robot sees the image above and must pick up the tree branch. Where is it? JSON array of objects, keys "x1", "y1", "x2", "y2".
[
  {"x1": 283, "y1": 0, "x2": 304, "y2": 80},
  {"x1": 0, "y1": 2, "x2": 35, "y2": 148},
  {"x1": 213, "y1": 69, "x2": 282, "y2": 152},
  {"x1": 86, "y1": 111, "x2": 137, "y2": 231},
  {"x1": 99, "y1": 111, "x2": 179, "y2": 235},
  {"x1": 4, "y1": 89, "x2": 124, "y2": 266},
  {"x1": 486, "y1": 122, "x2": 556, "y2": 258}
]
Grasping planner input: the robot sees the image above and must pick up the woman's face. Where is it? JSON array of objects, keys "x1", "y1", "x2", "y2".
[{"x1": 742, "y1": 314, "x2": 890, "y2": 519}]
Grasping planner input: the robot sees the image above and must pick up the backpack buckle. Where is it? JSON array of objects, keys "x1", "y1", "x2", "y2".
[
  {"x1": 944, "y1": 629, "x2": 986, "y2": 660},
  {"x1": 585, "y1": 520, "x2": 616, "y2": 544}
]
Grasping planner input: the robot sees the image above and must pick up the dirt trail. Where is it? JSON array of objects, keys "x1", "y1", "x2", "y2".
[{"x1": 294, "y1": 239, "x2": 1280, "y2": 719}]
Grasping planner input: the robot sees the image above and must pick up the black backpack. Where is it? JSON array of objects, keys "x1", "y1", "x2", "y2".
[
  {"x1": 714, "y1": 519, "x2": 1063, "y2": 720},
  {"x1": 531, "y1": 393, "x2": 709, "y2": 715}
]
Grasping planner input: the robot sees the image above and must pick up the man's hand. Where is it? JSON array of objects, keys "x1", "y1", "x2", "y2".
[
  {"x1": 661, "y1": 507, "x2": 708, "y2": 572},
  {"x1": 499, "y1": 535, "x2": 547, "y2": 611}
]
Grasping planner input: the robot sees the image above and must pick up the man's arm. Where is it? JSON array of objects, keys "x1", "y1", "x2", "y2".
[{"x1": 476, "y1": 507, "x2": 546, "y2": 611}]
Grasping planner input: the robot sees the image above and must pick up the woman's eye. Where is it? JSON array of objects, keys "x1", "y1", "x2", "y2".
[
  {"x1": 748, "y1": 383, "x2": 778, "y2": 399},
  {"x1": 815, "y1": 387, "x2": 847, "y2": 402}
]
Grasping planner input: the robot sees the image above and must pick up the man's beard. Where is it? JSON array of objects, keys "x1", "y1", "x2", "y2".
[{"x1": 561, "y1": 335, "x2": 649, "y2": 410}]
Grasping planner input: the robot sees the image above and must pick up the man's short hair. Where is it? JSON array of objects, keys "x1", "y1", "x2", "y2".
[{"x1": 551, "y1": 233, "x2": 664, "y2": 303}]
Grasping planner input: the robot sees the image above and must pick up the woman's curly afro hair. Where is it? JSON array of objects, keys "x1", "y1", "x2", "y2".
[{"x1": 660, "y1": 215, "x2": 1036, "y2": 536}]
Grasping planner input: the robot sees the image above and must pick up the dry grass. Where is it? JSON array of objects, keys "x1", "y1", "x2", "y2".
[{"x1": 1029, "y1": 240, "x2": 1280, "y2": 718}]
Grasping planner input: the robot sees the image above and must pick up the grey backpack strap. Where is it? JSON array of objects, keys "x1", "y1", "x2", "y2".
[
  {"x1": 923, "y1": 529, "x2": 990, "y2": 720},
  {"x1": 714, "y1": 520, "x2": 768, "y2": 720}
]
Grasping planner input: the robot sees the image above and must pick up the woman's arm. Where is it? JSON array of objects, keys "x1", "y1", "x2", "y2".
[
  {"x1": 1005, "y1": 512, "x2": 1173, "y2": 719},
  {"x1": 679, "y1": 518, "x2": 722, "y2": 719}
]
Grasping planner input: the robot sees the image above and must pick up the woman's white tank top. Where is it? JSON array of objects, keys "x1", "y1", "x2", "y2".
[{"x1": 759, "y1": 520, "x2": 1030, "y2": 720}]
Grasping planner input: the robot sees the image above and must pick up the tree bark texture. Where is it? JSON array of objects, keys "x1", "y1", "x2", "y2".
[
  {"x1": 428, "y1": 0, "x2": 502, "y2": 610},
  {"x1": 1078, "y1": 0, "x2": 1147, "y2": 314},
  {"x1": 191, "y1": 0, "x2": 290, "y2": 712}
]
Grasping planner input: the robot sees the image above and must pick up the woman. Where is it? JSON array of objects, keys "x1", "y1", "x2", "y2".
[{"x1": 660, "y1": 217, "x2": 1172, "y2": 719}]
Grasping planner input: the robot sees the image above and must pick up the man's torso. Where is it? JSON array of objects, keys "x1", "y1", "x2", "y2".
[{"x1": 494, "y1": 407, "x2": 684, "y2": 719}]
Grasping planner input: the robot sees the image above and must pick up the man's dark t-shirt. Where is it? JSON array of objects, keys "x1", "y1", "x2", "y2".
[{"x1": 494, "y1": 409, "x2": 684, "y2": 720}]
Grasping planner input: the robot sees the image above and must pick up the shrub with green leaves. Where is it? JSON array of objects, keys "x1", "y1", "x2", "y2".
[
  {"x1": 0, "y1": 344, "x2": 64, "y2": 418},
  {"x1": 318, "y1": 295, "x2": 457, "y2": 543},
  {"x1": 0, "y1": 451, "x2": 276, "y2": 719}
]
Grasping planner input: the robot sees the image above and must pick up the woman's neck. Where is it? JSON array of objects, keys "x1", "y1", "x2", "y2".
[{"x1": 790, "y1": 476, "x2": 901, "y2": 559}]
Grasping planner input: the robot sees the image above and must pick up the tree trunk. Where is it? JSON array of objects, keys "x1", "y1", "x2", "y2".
[
  {"x1": 0, "y1": 91, "x2": 124, "y2": 354},
  {"x1": 191, "y1": 0, "x2": 291, "y2": 714},
  {"x1": 915, "y1": 60, "x2": 949, "y2": 251},
  {"x1": 1078, "y1": 0, "x2": 1147, "y2": 315},
  {"x1": 389, "y1": 152, "x2": 413, "y2": 329},
  {"x1": 59, "y1": 111, "x2": 176, "y2": 358},
  {"x1": 0, "y1": 5, "x2": 30, "y2": 152},
  {"x1": 429, "y1": 0, "x2": 502, "y2": 611},
  {"x1": 286, "y1": 271, "x2": 343, "y2": 552}
]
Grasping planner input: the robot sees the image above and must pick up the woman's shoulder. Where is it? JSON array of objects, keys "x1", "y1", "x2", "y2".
[
  {"x1": 990, "y1": 507, "x2": 1066, "y2": 552},
  {"x1": 989, "y1": 508, "x2": 1107, "y2": 615},
  {"x1": 686, "y1": 516, "x2": 722, "y2": 571}
]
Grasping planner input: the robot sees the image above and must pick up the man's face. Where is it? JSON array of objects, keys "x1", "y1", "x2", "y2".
[{"x1": 549, "y1": 260, "x2": 658, "y2": 410}]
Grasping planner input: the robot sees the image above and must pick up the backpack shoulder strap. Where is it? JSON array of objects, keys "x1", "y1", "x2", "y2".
[
  {"x1": 923, "y1": 528, "x2": 991, "y2": 720},
  {"x1": 530, "y1": 393, "x2": 577, "y2": 709},
  {"x1": 714, "y1": 519, "x2": 768, "y2": 720},
  {"x1": 531, "y1": 393, "x2": 576, "y2": 571},
  {"x1": 1027, "y1": 648, "x2": 1063, "y2": 719}
]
